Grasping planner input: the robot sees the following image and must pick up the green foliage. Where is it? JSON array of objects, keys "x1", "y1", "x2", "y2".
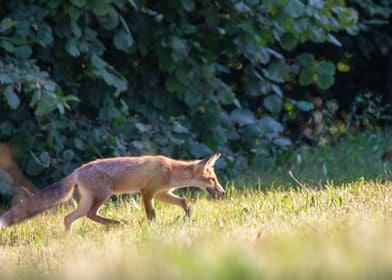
[
  {"x1": 1, "y1": 0, "x2": 386, "y2": 187},
  {"x1": 348, "y1": 92, "x2": 391, "y2": 128},
  {"x1": 292, "y1": 0, "x2": 392, "y2": 143}
]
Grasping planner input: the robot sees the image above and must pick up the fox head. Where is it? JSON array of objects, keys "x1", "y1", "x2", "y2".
[{"x1": 192, "y1": 154, "x2": 224, "y2": 198}]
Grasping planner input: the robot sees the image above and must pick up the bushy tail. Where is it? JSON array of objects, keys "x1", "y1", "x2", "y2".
[{"x1": 0, "y1": 177, "x2": 75, "y2": 228}]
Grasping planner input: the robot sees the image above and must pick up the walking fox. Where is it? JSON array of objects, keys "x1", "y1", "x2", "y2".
[{"x1": 0, "y1": 154, "x2": 224, "y2": 230}]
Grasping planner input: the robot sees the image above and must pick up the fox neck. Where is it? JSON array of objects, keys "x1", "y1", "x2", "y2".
[{"x1": 168, "y1": 160, "x2": 199, "y2": 189}]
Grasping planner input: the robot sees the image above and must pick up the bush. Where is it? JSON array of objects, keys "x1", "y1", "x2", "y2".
[{"x1": 0, "y1": 0, "x2": 388, "y2": 189}]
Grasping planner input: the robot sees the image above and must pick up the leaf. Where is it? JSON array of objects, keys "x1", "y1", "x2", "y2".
[
  {"x1": 63, "y1": 149, "x2": 75, "y2": 161},
  {"x1": 127, "y1": 0, "x2": 139, "y2": 10},
  {"x1": 296, "y1": 101, "x2": 314, "y2": 111},
  {"x1": 263, "y1": 94, "x2": 282, "y2": 113},
  {"x1": 1, "y1": 41, "x2": 15, "y2": 52},
  {"x1": 47, "y1": 0, "x2": 62, "y2": 9},
  {"x1": 0, "y1": 73, "x2": 12, "y2": 84},
  {"x1": 181, "y1": 0, "x2": 195, "y2": 12},
  {"x1": 11, "y1": 33, "x2": 27, "y2": 45},
  {"x1": 296, "y1": 53, "x2": 314, "y2": 67},
  {"x1": 285, "y1": 0, "x2": 305, "y2": 18},
  {"x1": 14, "y1": 45, "x2": 32, "y2": 58},
  {"x1": 74, "y1": 138, "x2": 85, "y2": 150},
  {"x1": 0, "y1": 18, "x2": 16, "y2": 31},
  {"x1": 36, "y1": 25, "x2": 54, "y2": 46},
  {"x1": 336, "y1": 7, "x2": 358, "y2": 27},
  {"x1": 4, "y1": 85, "x2": 20, "y2": 110},
  {"x1": 91, "y1": 54, "x2": 107, "y2": 69},
  {"x1": 177, "y1": 24, "x2": 197, "y2": 35},
  {"x1": 172, "y1": 122, "x2": 189, "y2": 134},
  {"x1": 90, "y1": 0, "x2": 110, "y2": 16},
  {"x1": 65, "y1": 37, "x2": 80, "y2": 57},
  {"x1": 246, "y1": 0, "x2": 259, "y2": 5},
  {"x1": 38, "y1": 152, "x2": 51, "y2": 168},
  {"x1": 245, "y1": 80, "x2": 263, "y2": 97},
  {"x1": 170, "y1": 37, "x2": 187, "y2": 61},
  {"x1": 184, "y1": 90, "x2": 201, "y2": 107},
  {"x1": 280, "y1": 32, "x2": 298, "y2": 51},
  {"x1": 0, "y1": 121, "x2": 13, "y2": 136},
  {"x1": 25, "y1": 159, "x2": 44, "y2": 176},
  {"x1": 97, "y1": 6, "x2": 120, "y2": 30},
  {"x1": 16, "y1": 20, "x2": 30, "y2": 36},
  {"x1": 35, "y1": 99, "x2": 57, "y2": 117},
  {"x1": 299, "y1": 67, "x2": 314, "y2": 86},
  {"x1": 259, "y1": 117, "x2": 283, "y2": 133},
  {"x1": 96, "y1": 69, "x2": 128, "y2": 93},
  {"x1": 327, "y1": 34, "x2": 342, "y2": 47},
  {"x1": 188, "y1": 141, "x2": 213, "y2": 158},
  {"x1": 70, "y1": 0, "x2": 88, "y2": 8},
  {"x1": 266, "y1": 60, "x2": 289, "y2": 83},
  {"x1": 315, "y1": 61, "x2": 336, "y2": 90},
  {"x1": 316, "y1": 75, "x2": 335, "y2": 90},
  {"x1": 258, "y1": 47, "x2": 271, "y2": 64},
  {"x1": 113, "y1": 28, "x2": 134, "y2": 52},
  {"x1": 309, "y1": 0, "x2": 324, "y2": 8},
  {"x1": 26, "y1": 152, "x2": 50, "y2": 176},
  {"x1": 230, "y1": 108, "x2": 255, "y2": 126},
  {"x1": 165, "y1": 76, "x2": 181, "y2": 93},
  {"x1": 67, "y1": 5, "x2": 82, "y2": 21},
  {"x1": 273, "y1": 137, "x2": 292, "y2": 147},
  {"x1": 71, "y1": 20, "x2": 82, "y2": 38},
  {"x1": 158, "y1": 48, "x2": 176, "y2": 72},
  {"x1": 234, "y1": 2, "x2": 251, "y2": 13},
  {"x1": 217, "y1": 85, "x2": 235, "y2": 105},
  {"x1": 316, "y1": 61, "x2": 336, "y2": 76}
]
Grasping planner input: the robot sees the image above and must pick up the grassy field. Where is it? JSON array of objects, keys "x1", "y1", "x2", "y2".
[{"x1": 0, "y1": 132, "x2": 392, "y2": 279}]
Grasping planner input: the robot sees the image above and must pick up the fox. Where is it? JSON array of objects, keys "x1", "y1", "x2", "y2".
[{"x1": 0, "y1": 153, "x2": 224, "y2": 231}]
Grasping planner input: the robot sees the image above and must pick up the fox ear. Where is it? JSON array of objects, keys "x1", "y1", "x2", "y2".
[
  {"x1": 193, "y1": 154, "x2": 221, "y2": 175},
  {"x1": 206, "y1": 153, "x2": 221, "y2": 168}
]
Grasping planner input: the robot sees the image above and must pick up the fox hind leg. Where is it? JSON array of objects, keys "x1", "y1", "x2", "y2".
[
  {"x1": 87, "y1": 196, "x2": 120, "y2": 226},
  {"x1": 64, "y1": 192, "x2": 93, "y2": 231}
]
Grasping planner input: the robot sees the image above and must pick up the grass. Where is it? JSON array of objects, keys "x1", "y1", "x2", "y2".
[
  {"x1": 244, "y1": 130, "x2": 392, "y2": 187},
  {"x1": 0, "y1": 132, "x2": 392, "y2": 279}
]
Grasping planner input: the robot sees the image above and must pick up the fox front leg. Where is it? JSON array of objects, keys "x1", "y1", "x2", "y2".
[
  {"x1": 155, "y1": 191, "x2": 192, "y2": 218},
  {"x1": 141, "y1": 188, "x2": 156, "y2": 220}
]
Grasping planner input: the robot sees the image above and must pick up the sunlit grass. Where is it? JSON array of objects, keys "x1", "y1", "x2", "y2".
[{"x1": 0, "y1": 178, "x2": 391, "y2": 279}]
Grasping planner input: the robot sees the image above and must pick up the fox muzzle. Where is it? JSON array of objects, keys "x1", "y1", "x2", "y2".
[{"x1": 206, "y1": 187, "x2": 225, "y2": 199}]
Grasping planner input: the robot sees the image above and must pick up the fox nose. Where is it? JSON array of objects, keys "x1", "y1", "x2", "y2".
[
  {"x1": 206, "y1": 186, "x2": 225, "y2": 199},
  {"x1": 218, "y1": 184, "x2": 225, "y2": 194},
  {"x1": 216, "y1": 186, "x2": 225, "y2": 198}
]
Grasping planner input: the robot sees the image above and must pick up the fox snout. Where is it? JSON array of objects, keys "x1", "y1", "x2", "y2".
[{"x1": 206, "y1": 186, "x2": 225, "y2": 199}]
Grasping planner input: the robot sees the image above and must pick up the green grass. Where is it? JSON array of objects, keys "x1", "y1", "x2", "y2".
[
  {"x1": 244, "y1": 131, "x2": 392, "y2": 187},
  {"x1": 0, "y1": 132, "x2": 392, "y2": 280}
]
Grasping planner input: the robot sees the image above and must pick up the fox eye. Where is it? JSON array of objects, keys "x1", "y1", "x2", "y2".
[{"x1": 207, "y1": 177, "x2": 216, "y2": 184}]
